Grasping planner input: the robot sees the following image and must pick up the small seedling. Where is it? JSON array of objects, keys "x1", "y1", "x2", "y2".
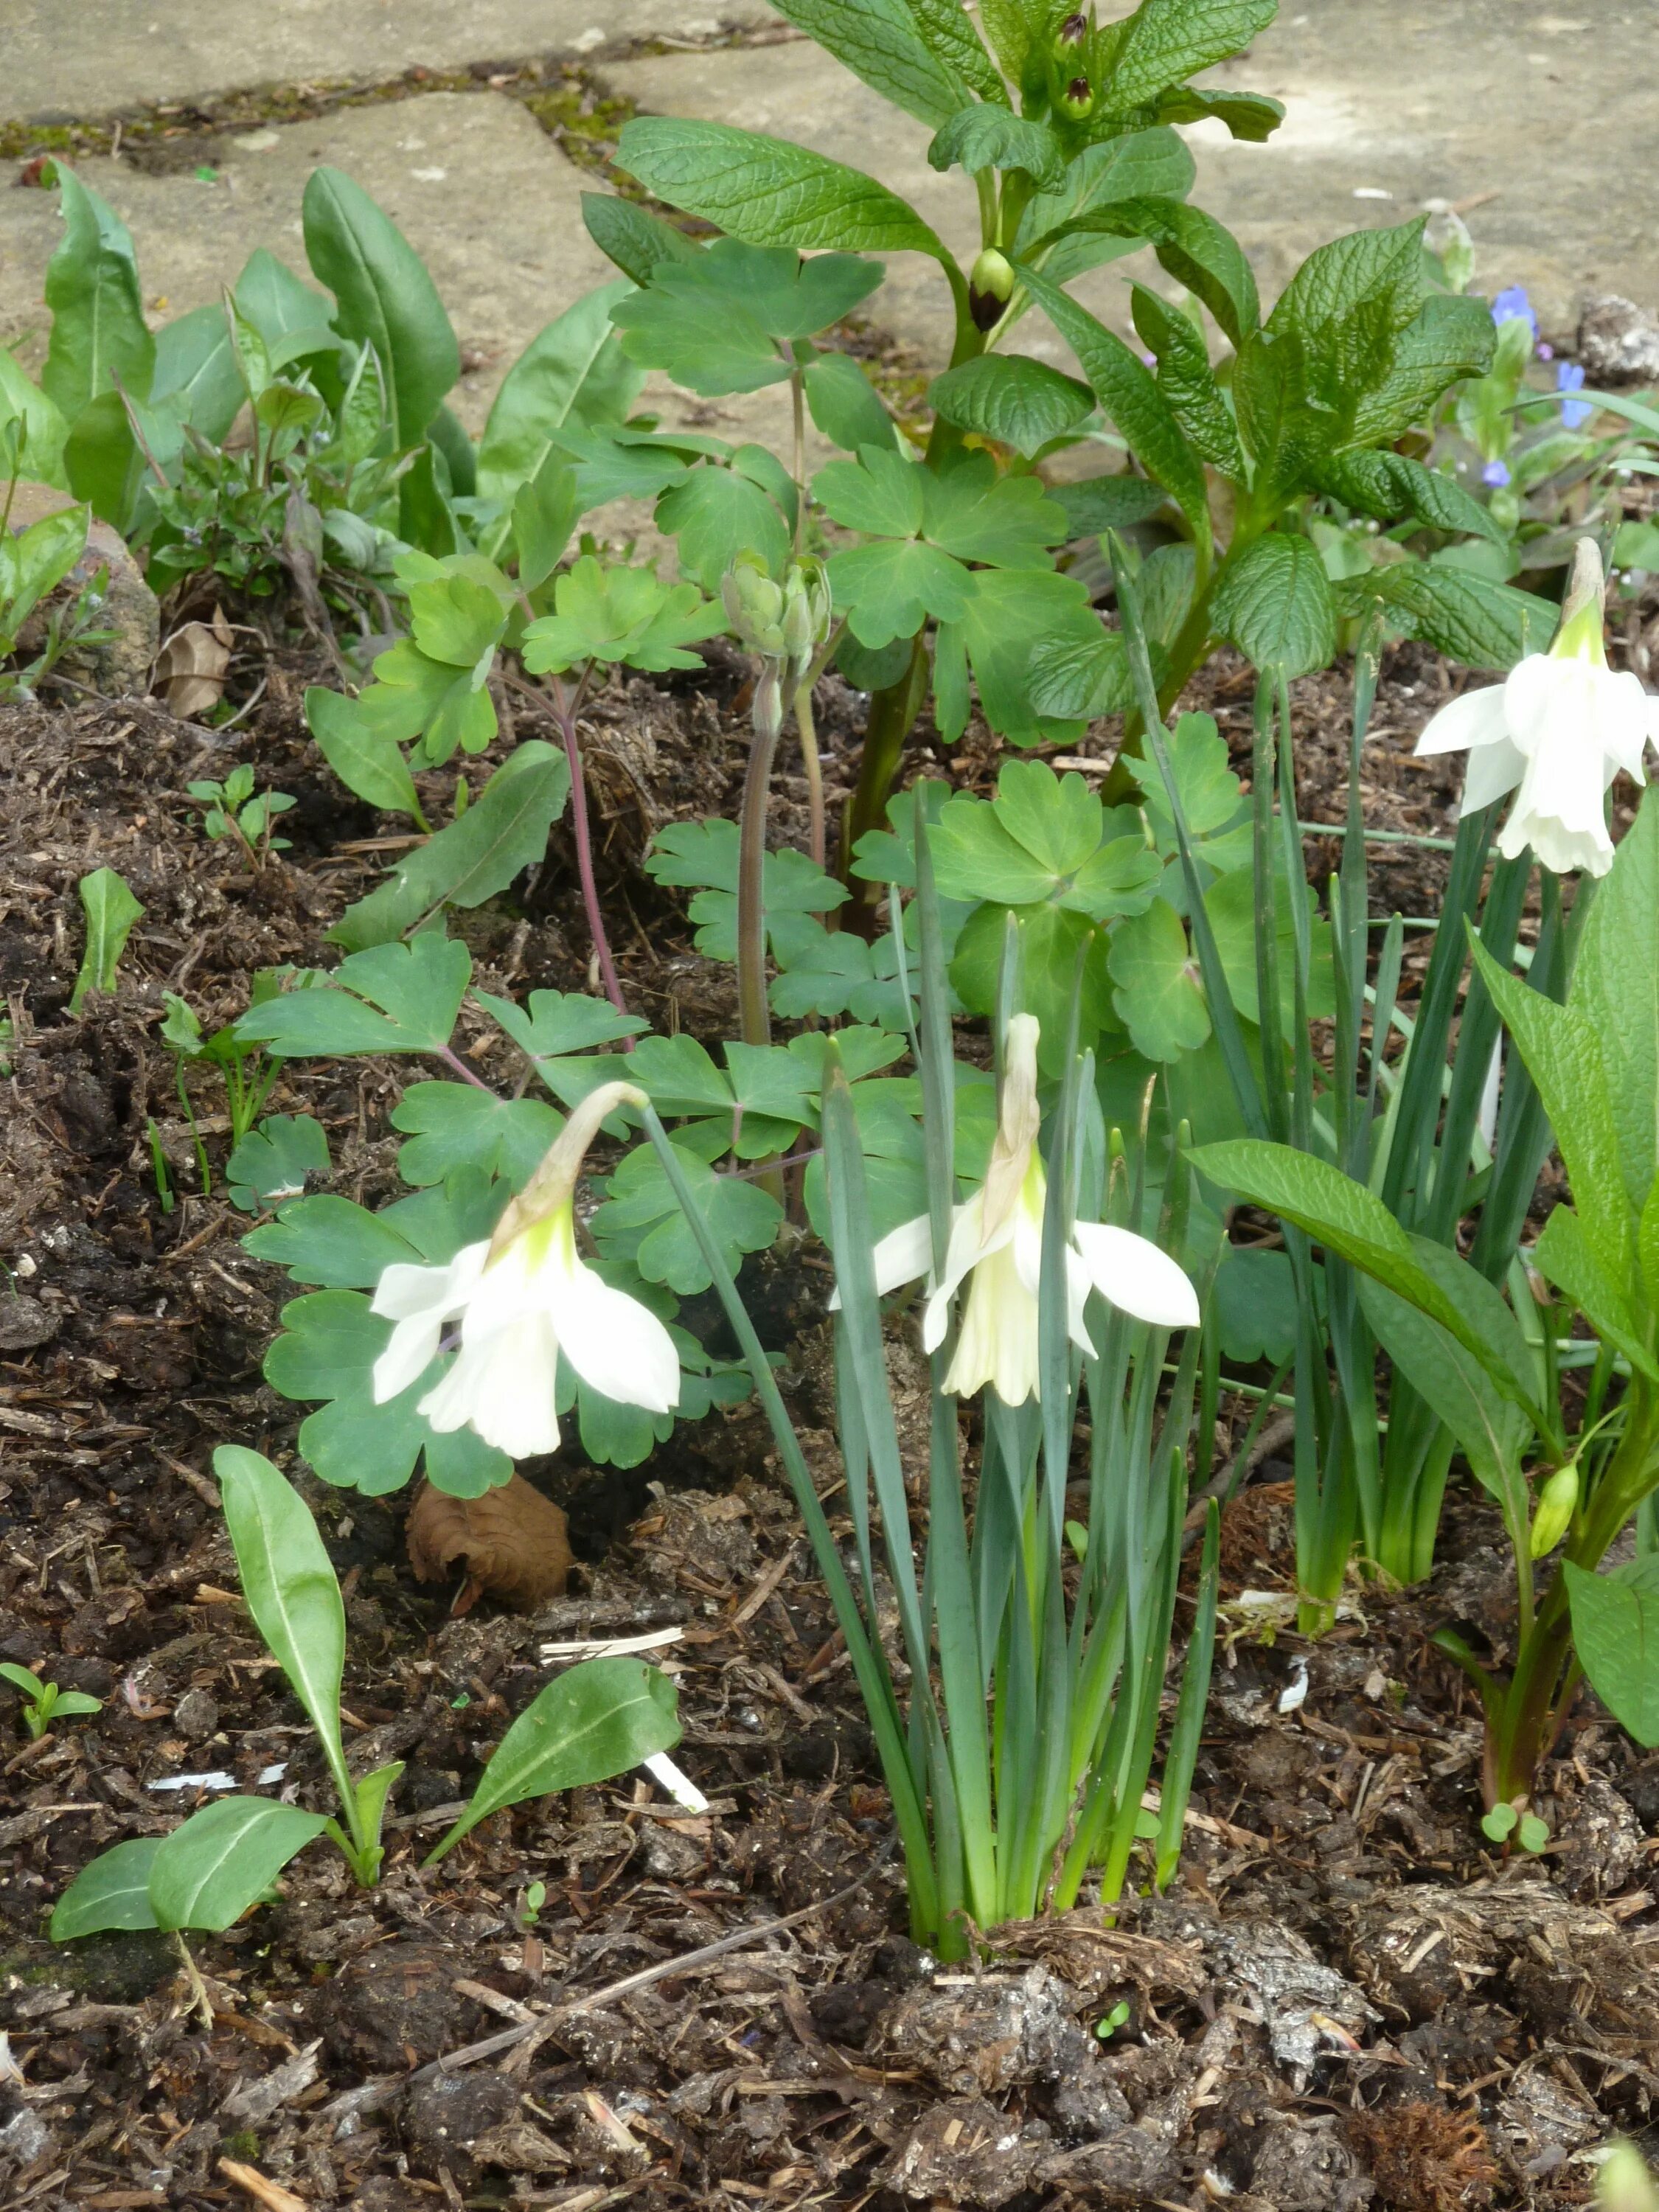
[
  {"x1": 160, "y1": 981, "x2": 285, "y2": 1193},
  {"x1": 1481, "y1": 1802, "x2": 1550, "y2": 1854},
  {"x1": 187, "y1": 765, "x2": 296, "y2": 865},
  {"x1": 146, "y1": 1119, "x2": 175, "y2": 1214},
  {"x1": 1094, "y1": 2001, "x2": 1132, "y2": 2041},
  {"x1": 518, "y1": 1879, "x2": 547, "y2": 1930},
  {"x1": 1, "y1": 1663, "x2": 102, "y2": 1741},
  {"x1": 69, "y1": 867, "x2": 142, "y2": 1015}
]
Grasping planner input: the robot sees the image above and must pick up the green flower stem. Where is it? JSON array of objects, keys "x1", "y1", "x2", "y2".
[
  {"x1": 794, "y1": 675, "x2": 826, "y2": 872},
  {"x1": 843, "y1": 631, "x2": 929, "y2": 934}
]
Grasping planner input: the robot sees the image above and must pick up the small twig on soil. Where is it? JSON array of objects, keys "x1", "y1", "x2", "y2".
[
  {"x1": 1180, "y1": 1412, "x2": 1298, "y2": 1554},
  {"x1": 322, "y1": 1847, "x2": 894, "y2": 2128},
  {"x1": 218, "y1": 2160, "x2": 309, "y2": 2212}
]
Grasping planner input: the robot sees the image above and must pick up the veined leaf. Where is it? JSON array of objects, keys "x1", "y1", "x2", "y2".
[
  {"x1": 149, "y1": 1796, "x2": 328, "y2": 1932},
  {"x1": 477, "y1": 280, "x2": 642, "y2": 501},
  {"x1": 1211, "y1": 534, "x2": 1337, "y2": 678},
  {"x1": 50, "y1": 1838, "x2": 161, "y2": 1940},
  {"x1": 1015, "y1": 262, "x2": 1209, "y2": 556},
  {"x1": 1566, "y1": 1560, "x2": 1659, "y2": 1748},
  {"x1": 69, "y1": 867, "x2": 143, "y2": 1015},
  {"x1": 1105, "y1": 0, "x2": 1279, "y2": 115},
  {"x1": 928, "y1": 355, "x2": 1093, "y2": 456},
  {"x1": 1570, "y1": 782, "x2": 1659, "y2": 1210},
  {"x1": 41, "y1": 168, "x2": 155, "y2": 424},
  {"x1": 425, "y1": 1656, "x2": 681, "y2": 1863},
  {"x1": 302, "y1": 167, "x2": 459, "y2": 444},
  {"x1": 215, "y1": 1447, "x2": 354, "y2": 1812},
  {"x1": 618, "y1": 118, "x2": 947, "y2": 257}
]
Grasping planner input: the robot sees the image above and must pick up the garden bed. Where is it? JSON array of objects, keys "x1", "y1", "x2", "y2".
[{"x1": 4, "y1": 642, "x2": 1659, "y2": 2212}]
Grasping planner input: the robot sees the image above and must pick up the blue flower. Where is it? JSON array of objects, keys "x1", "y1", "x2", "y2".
[
  {"x1": 1557, "y1": 361, "x2": 1593, "y2": 431},
  {"x1": 1481, "y1": 459, "x2": 1512, "y2": 488},
  {"x1": 1492, "y1": 285, "x2": 1538, "y2": 341}
]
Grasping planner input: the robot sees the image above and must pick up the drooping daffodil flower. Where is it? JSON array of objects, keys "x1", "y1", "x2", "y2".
[
  {"x1": 1414, "y1": 539, "x2": 1656, "y2": 877},
  {"x1": 369, "y1": 1082, "x2": 678, "y2": 1458},
  {"x1": 848, "y1": 1013, "x2": 1199, "y2": 1405}
]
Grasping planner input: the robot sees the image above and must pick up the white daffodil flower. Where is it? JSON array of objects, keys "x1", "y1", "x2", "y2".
[
  {"x1": 846, "y1": 1013, "x2": 1199, "y2": 1405},
  {"x1": 369, "y1": 1082, "x2": 679, "y2": 1459},
  {"x1": 1414, "y1": 538, "x2": 1657, "y2": 877}
]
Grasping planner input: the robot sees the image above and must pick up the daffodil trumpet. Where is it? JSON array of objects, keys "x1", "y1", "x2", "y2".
[
  {"x1": 369, "y1": 1082, "x2": 680, "y2": 1460},
  {"x1": 840, "y1": 1014, "x2": 1200, "y2": 1404},
  {"x1": 1414, "y1": 538, "x2": 1657, "y2": 877}
]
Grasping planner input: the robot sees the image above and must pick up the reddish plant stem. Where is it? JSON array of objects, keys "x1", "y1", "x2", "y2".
[{"x1": 549, "y1": 673, "x2": 633, "y2": 1041}]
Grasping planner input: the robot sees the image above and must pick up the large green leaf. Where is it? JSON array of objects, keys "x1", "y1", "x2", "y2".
[
  {"x1": 1470, "y1": 934, "x2": 1632, "y2": 1284},
  {"x1": 1131, "y1": 286, "x2": 1246, "y2": 479},
  {"x1": 618, "y1": 119, "x2": 947, "y2": 257},
  {"x1": 327, "y1": 745, "x2": 571, "y2": 952},
  {"x1": 477, "y1": 280, "x2": 642, "y2": 500},
  {"x1": 1338, "y1": 557, "x2": 1555, "y2": 672},
  {"x1": 1570, "y1": 783, "x2": 1659, "y2": 1211},
  {"x1": 425, "y1": 1655, "x2": 681, "y2": 1863},
  {"x1": 148, "y1": 1797, "x2": 329, "y2": 1933},
  {"x1": 216, "y1": 1447, "x2": 352, "y2": 1812},
  {"x1": 391, "y1": 1082, "x2": 560, "y2": 1187},
  {"x1": 1189, "y1": 1138, "x2": 1548, "y2": 1422},
  {"x1": 1040, "y1": 197, "x2": 1259, "y2": 348},
  {"x1": 150, "y1": 304, "x2": 243, "y2": 444},
  {"x1": 611, "y1": 240, "x2": 880, "y2": 396},
  {"x1": 581, "y1": 192, "x2": 701, "y2": 285},
  {"x1": 1211, "y1": 533, "x2": 1337, "y2": 678},
  {"x1": 1565, "y1": 1559, "x2": 1659, "y2": 1748},
  {"x1": 305, "y1": 686, "x2": 426, "y2": 821},
  {"x1": 1104, "y1": 0, "x2": 1279, "y2": 115},
  {"x1": 592, "y1": 1141, "x2": 783, "y2": 1293},
  {"x1": 1015, "y1": 262, "x2": 1209, "y2": 554},
  {"x1": 770, "y1": 0, "x2": 970, "y2": 124},
  {"x1": 928, "y1": 108, "x2": 1063, "y2": 187},
  {"x1": 238, "y1": 931, "x2": 473, "y2": 1056},
  {"x1": 1107, "y1": 896, "x2": 1210, "y2": 1061},
  {"x1": 50, "y1": 1838, "x2": 161, "y2": 1941},
  {"x1": 301, "y1": 167, "x2": 459, "y2": 444},
  {"x1": 1356, "y1": 1276, "x2": 1534, "y2": 1534},
  {"x1": 928, "y1": 354, "x2": 1093, "y2": 456},
  {"x1": 1533, "y1": 1206, "x2": 1659, "y2": 1382},
  {"x1": 41, "y1": 168, "x2": 155, "y2": 424}
]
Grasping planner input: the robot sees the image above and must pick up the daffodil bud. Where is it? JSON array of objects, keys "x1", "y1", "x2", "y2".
[
  {"x1": 1528, "y1": 1461, "x2": 1579, "y2": 1559},
  {"x1": 968, "y1": 246, "x2": 1015, "y2": 333},
  {"x1": 1059, "y1": 74, "x2": 1095, "y2": 119}
]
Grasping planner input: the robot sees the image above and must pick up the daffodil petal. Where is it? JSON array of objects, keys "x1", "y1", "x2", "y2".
[
  {"x1": 870, "y1": 1213, "x2": 935, "y2": 1296},
  {"x1": 1413, "y1": 682, "x2": 1511, "y2": 757},
  {"x1": 1458, "y1": 731, "x2": 1526, "y2": 814},
  {"x1": 543, "y1": 1259, "x2": 681, "y2": 1415},
  {"x1": 369, "y1": 1245, "x2": 484, "y2": 1323},
  {"x1": 372, "y1": 1313, "x2": 447, "y2": 1403},
  {"x1": 1065, "y1": 1245, "x2": 1097, "y2": 1359},
  {"x1": 1071, "y1": 1222, "x2": 1200, "y2": 1329},
  {"x1": 420, "y1": 1312, "x2": 561, "y2": 1458}
]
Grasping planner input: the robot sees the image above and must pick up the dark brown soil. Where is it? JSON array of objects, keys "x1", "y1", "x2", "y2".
[{"x1": 3, "y1": 618, "x2": 1658, "y2": 2212}]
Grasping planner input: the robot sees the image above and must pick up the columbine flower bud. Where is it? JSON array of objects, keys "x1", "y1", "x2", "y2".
[
  {"x1": 968, "y1": 246, "x2": 1015, "y2": 333},
  {"x1": 1528, "y1": 1461, "x2": 1579, "y2": 1559},
  {"x1": 780, "y1": 557, "x2": 832, "y2": 677},
  {"x1": 720, "y1": 552, "x2": 787, "y2": 657},
  {"x1": 1059, "y1": 74, "x2": 1095, "y2": 118}
]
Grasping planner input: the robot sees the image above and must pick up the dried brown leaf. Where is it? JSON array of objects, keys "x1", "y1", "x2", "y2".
[
  {"x1": 156, "y1": 607, "x2": 232, "y2": 719},
  {"x1": 406, "y1": 1474, "x2": 573, "y2": 1614}
]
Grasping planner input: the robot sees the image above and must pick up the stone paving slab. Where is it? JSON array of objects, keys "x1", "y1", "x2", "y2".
[
  {"x1": 0, "y1": 91, "x2": 798, "y2": 459},
  {"x1": 605, "y1": 1, "x2": 1659, "y2": 345},
  {"x1": 4, "y1": 3, "x2": 779, "y2": 129}
]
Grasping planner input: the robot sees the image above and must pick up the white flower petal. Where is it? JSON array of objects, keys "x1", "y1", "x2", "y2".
[
  {"x1": 1458, "y1": 731, "x2": 1526, "y2": 814},
  {"x1": 945, "y1": 1240, "x2": 1040, "y2": 1405},
  {"x1": 372, "y1": 1312, "x2": 447, "y2": 1403},
  {"x1": 870, "y1": 1213, "x2": 935, "y2": 1297},
  {"x1": 420, "y1": 1311, "x2": 561, "y2": 1458},
  {"x1": 543, "y1": 1257, "x2": 681, "y2": 1415},
  {"x1": 1071, "y1": 1222, "x2": 1200, "y2": 1329},
  {"x1": 1591, "y1": 667, "x2": 1656, "y2": 780},
  {"x1": 1413, "y1": 683, "x2": 1511, "y2": 757},
  {"x1": 1065, "y1": 1245, "x2": 1097, "y2": 1359}
]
